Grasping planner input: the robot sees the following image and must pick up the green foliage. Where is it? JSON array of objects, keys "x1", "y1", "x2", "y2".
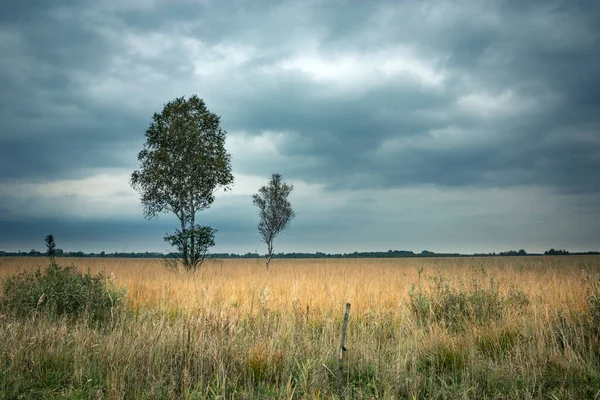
[
  {"x1": 130, "y1": 95, "x2": 233, "y2": 270},
  {"x1": 505, "y1": 284, "x2": 530, "y2": 311},
  {"x1": 408, "y1": 273, "x2": 530, "y2": 331},
  {"x1": 164, "y1": 225, "x2": 216, "y2": 271},
  {"x1": 346, "y1": 363, "x2": 383, "y2": 398},
  {"x1": 130, "y1": 95, "x2": 233, "y2": 219},
  {"x1": 0, "y1": 262, "x2": 125, "y2": 323}
]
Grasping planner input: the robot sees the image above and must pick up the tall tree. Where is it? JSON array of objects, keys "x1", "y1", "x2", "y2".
[
  {"x1": 252, "y1": 174, "x2": 295, "y2": 269},
  {"x1": 130, "y1": 95, "x2": 233, "y2": 271}
]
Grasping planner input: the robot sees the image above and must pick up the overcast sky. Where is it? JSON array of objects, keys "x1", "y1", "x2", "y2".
[{"x1": 1, "y1": 0, "x2": 599, "y2": 254}]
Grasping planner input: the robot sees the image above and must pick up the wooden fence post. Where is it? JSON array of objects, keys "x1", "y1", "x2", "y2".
[{"x1": 337, "y1": 302, "x2": 351, "y2": 398}]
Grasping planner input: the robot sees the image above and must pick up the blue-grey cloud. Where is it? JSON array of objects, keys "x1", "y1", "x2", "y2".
[{"x1": 0, "y1": 0, "x2": 599, "y2": 252}]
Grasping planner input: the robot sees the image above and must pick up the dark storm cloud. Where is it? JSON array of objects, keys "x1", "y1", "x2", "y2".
[
  {"x1": 202, "y1": 0, "x2": 600, "y2": 193},
  {"x1": 297, "y1": 1, "x2": 599, "y2": 192},
  {"x1": 0, "y1": 120, "x2": 143, "y2": 181},
  {"x1": 0, "y1": 0, "x2": 147, "y2": 180},
  {"x1": 2, "y1": 0, "x2": 599, "y2": 191}
]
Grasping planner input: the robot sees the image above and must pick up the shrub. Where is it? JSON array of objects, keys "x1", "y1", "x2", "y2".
[{"x1": 0, "y1": 261, "x2": 126, "y2": 323}]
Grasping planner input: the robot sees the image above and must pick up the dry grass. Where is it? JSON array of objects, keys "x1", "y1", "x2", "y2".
[
  {"x1": 2, "y1": 256, "x2": 594, "y2": 313},
  {"x1": 1, "y1": 255, "x2": 599, "y2": 399}
]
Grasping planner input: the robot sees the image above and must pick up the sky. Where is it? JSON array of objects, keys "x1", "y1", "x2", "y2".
[{"x1": 1, "y1": 0, "x2": 599, "y2": 255}]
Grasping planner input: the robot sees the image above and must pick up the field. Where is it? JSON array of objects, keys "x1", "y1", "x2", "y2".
[{"x1": 1, "y1": 256, "x2": 600, "y2": 399}]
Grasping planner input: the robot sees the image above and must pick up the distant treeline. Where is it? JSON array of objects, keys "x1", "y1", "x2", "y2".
[{"x1": 1, "y1": 248, "x2": 597, "y2": 259}]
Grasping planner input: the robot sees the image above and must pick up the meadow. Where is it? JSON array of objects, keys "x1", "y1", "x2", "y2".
[{"x1": 1, "y1": 256, "x2": 599, "y2": 399}]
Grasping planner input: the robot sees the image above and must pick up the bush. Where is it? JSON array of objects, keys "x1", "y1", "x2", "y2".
[{"x1": 0, "y1": 261, "x2": 126, "y2": 323}]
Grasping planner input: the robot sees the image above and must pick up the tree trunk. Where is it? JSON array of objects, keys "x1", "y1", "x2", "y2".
[
  {"x1": 180, "y1": 213, "x2": 189, "y2": 270},
  {"x1": 266, "y1": 239, "x2": 273, "y2": 270},
  {"x1": 189, "y1": 200, "x2": 196, "y2": 270}
]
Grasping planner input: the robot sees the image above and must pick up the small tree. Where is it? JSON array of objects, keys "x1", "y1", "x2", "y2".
[
  {"x1": 252, "y1": 174, "x2": 295, "y2": 269},
  {"x1": 130, "y1": 95, "x2": 233, "y2": 271},
  {"x1": 45, "y1": 234, "x2": 56, "y2": 265},
  {"x1": 164, "y1": 226, "x2": 216, "y2": 268}
]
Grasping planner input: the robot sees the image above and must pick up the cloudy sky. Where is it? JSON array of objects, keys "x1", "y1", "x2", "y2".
[{"x1": 1, "y1": 0, "x2": 599, "y2": 254}]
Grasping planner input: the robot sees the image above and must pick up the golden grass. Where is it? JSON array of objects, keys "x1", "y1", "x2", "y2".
[
  {"x1": 1, "y1": 255, "x2": 599, "y2": 398},
  {"x1": 1, "y1": 255, "x2": 595, "y2": 313}
]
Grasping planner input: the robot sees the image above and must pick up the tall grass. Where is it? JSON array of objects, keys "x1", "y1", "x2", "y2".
[{"x1": 1, "y1": 256, "x2": 599, "y2": 398}]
